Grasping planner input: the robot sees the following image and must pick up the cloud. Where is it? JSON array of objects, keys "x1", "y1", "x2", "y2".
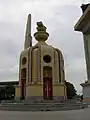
[{"x1": 0, "y1": 0, "x2": 87, "y2": 94}]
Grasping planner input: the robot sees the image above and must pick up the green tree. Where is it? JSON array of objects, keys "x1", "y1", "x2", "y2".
[
  {"x1": 65, "y1": 81, "x2": 77, "y2": 99},
  {"x1": 0, "y1": 85, "x2": 15, "y2": 100},
  {"x1": 4, "y1": 85, "x2": 15, "y2": 100},
  {"x1": 0, "y1": 87, "x2": 5, "y2": 100}
]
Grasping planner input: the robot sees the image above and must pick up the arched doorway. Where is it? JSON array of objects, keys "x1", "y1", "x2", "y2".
[
  {"x1": 43, "y1": 66, "x2": 53, "y2": 100},
  {"x1": 21, "y1": 68, "x2": 26, "y2": 100}
]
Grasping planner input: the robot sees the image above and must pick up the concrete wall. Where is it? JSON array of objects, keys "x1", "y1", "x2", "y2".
[
  {"x1": 15, "y1": 83, "x2": 67, "y2": 101},
  {"x1": 54, "y1": 50, "x2": 59, "y2": 83},
  {"x1": 32, "y1": 48, "x2": 38, "y2": 82},
  {"x1": 40, "y1": 45, "x2": 65, "y2": 84},
  {"x1": 15, "y1": 86, "x2": 21, "y2": 101},
  {"x1": 53, "y1": 84, "x2": 66, "y2": 96},
  {"x1": 26, "y1": 84, "x2": 43, "y2": 96},
  {"x1": 41, "y1": 45, "x2": 54, "y2": 83},
  {"x1": 19, "y1": 43, "x2": 65, "y2": 85},
  {"x1": 15, "y1": 86, "x2": 21, "y2": 97},
  {"x1": 83, "y1": 85, "x2": 90, "y2": 98},
  {"x1": 19, "y1": 48, "x2": 29, "y2": 85},
  {"x1": 16, "y1": 42, "x2": 66, "y2": 100},
  {"x1": 83, "y1": 98, "x2": 90, "y2": 103},
  {"x1": 25, "y1": 83, "x2": 66, "y2": 101},
  {"x1": 25, "y1": 84, "x2": 66, "y2": 97}
]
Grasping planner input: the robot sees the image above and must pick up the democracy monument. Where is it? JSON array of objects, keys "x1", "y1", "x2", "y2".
[
  {"x1": 15, "y1": 14, "x2": 67, "y2": 102},
  {"x1": 0, "y1": 5, "x2": 89, "y2": 111}
]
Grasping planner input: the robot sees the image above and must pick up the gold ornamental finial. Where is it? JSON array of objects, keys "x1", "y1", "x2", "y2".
[
  {"x1": 34, "y1": 21, "x2": 49, "y2": 41},
  {"x1": 36, "y1": 21, "x2": 46, "y2": 32}
]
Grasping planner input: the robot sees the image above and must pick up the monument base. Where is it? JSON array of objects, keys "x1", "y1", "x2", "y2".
[
  {"x1": 15, "y1": 83, "x2": 67, "y2": 103},
  {"x1": 81, "y1": 81, "x2": 90, "y2": 103}
]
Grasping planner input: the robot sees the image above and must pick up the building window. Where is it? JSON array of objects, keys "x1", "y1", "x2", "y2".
[
  {"x1": 43, "y1": 55, "x2": 51, "y2": 63},
  {"x1": 22, "y1": 57, "x2": 27, "y2": 65}
]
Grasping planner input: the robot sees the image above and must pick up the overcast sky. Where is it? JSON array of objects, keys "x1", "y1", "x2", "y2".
[{"x1": 0, "y1": 0, "x2": 90, "y2": 94}]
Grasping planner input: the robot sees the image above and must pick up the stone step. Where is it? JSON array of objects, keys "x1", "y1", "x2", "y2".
[{"x1": 0, "y1": 103, "x2": 88, "y2": 111}]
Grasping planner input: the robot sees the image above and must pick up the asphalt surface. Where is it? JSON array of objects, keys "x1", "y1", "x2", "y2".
[{"x1": 0, "y1": 107, "x2": 90, "y2": 120}]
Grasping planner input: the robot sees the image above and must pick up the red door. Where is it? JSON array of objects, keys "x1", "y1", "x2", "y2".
[
  {"x1": 43, "y1": 79, "x2": 47, "y2": 100},
  {"x1": 43, "y1": 77, "x2": 53, "y2": 100},
  {"x1": 48, "y1": 80, "x2": 52, "y2": 100},
  {"x1": 21, "y1": 79, "x2": 26, "y2": 100}
]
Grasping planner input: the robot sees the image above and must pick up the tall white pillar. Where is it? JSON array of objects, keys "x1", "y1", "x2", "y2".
[
  {"x1": 83, "y1": 34, "x2": 90, "y2": 80},
  {"x1": 74, "y1": 4, "x2": 90, "y2": 103}
]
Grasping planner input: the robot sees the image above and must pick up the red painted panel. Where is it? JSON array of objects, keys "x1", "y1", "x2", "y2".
[
  {"x1": 21, "y1": 79, "x2": 26, "y2": 100},
  {"x1": 48, "y1": 80, "x2": 52, "y2": 100},
  {"x1": 43, "y1": 79, "x2": 47, "y2": 99},
  {"x1": 43, "y1": 77, "x2": 53, "y2": 100}
]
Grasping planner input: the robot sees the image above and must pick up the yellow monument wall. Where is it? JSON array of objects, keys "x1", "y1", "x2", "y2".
[
  {"x1": 32, "y1": 48, "x2": 38, "y2": 82},
  {"x1": 53, "y1": 84, "x2": 67, "y2": 97},
  {"x1": 15, "y1": 86, "x2": 21, "y2": 98},
  {"x1": 83, "y1": 98, "x2": 90, "y2": 102},
  {"x1": 25, "y1": 84, "x2": 66, "y2": 97},
  {"x1": 26, "y1": 84, "x2": 43, "y2": 96}
]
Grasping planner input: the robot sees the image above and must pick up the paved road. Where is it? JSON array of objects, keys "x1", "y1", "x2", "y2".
[{"x1": 0, "y1": 107, "x2": 90, "y2": 120}]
